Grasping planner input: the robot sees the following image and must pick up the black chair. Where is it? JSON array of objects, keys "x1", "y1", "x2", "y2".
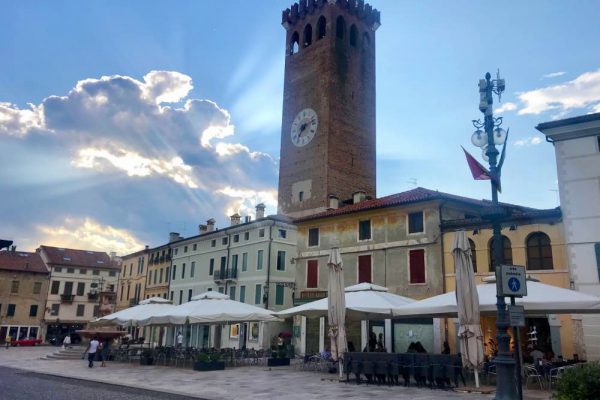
[{"x1": 413, "y1": 353, "x2": 429, "y2": 387}]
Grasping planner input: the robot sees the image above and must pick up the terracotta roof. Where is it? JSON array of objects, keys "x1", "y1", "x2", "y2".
[
  {"x1": 40, "y1": 245, "x2": 120, "y2": 270},
  {"x1": 0, "y1": 250, "x2": 48, "y2": 274},
  {"x1": 294, "y1": 187, "x2": 537, "y2": 222}
]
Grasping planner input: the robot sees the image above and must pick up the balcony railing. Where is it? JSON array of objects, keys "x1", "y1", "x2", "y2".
[
  {"x1": 60, "y1": 294, "x2": 75, "y2": 303},
  {"x1": 213, "y1": 268, "x2": 238, "y2": 282},
  {"x1": 87, "y1": 292, "x2": 99, "y2": 301}
]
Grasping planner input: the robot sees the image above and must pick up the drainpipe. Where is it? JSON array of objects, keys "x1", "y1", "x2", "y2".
[
  {"x1": 265, "y1": 222, "x2": 274, "y2": 309},
  {"x1": 438, "y1": 202, "x2": 448, "y2": 342}
]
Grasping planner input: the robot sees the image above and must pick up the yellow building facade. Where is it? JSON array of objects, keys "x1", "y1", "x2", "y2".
[{"x1": 116, "y1": 248, "x2": 149, "y2": 311}]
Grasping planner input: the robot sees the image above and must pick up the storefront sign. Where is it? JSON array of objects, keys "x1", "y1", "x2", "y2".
[
  {"x1": 499, "y1": 264, "x2": 527, "y2": 297},
  {"x1": 508, "y1": 305, "x2": 525, "y2": 327}
]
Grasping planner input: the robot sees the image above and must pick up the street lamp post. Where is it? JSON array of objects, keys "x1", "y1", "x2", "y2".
[{"x1": 471, "y1": 71, "x2": 518, "y2": 400}]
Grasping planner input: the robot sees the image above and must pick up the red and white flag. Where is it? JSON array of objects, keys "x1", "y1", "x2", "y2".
[{"x1": 461, "y1": 146, "x2": 491, "y2": 180}]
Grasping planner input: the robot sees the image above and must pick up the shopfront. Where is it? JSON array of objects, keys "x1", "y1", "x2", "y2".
[{"x1": 0, "y1": 325, "x2": 40, "y2": 343}]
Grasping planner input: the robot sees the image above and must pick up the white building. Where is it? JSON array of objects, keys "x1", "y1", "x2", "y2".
[
  {"x1": 537, "y1": 112, "x2": 600, "y2": 360},
  {"x1": 167, "y1": 205, "x2": 297, "y2": 350}
]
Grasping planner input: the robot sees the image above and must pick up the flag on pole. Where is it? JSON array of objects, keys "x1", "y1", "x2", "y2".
[{"x1": 462, "y1": 146, "x2": 491, "y2": 180}]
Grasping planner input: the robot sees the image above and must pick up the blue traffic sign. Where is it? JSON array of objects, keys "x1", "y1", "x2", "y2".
[{"x1": 508, "y1": 277, "x2": 520, "y2": 292}]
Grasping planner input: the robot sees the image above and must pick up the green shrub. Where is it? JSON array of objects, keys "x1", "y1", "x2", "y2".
[
  {"x1": 196, "y1": 352, "x2": 221, "y2": 362},
  {"x1": 554, "y1": 362, "x2": 600, "y2": 400}
]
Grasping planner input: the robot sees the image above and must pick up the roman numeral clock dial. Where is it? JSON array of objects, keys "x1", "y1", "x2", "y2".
[{"x1": 290, "y1": 108, "x2": 318, "y2": 147}]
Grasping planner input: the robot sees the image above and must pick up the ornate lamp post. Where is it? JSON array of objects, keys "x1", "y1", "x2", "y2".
[{"x1": 471, "y1": 71, "x2": 517, "y2": 400}]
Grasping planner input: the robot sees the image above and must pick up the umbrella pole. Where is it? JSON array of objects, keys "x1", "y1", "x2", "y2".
[
  {"x1": 339, "y1": 359, "x2": 343, "y2": 380},
  {"x1": 474, "y1": 369, "x2": 480, "y2": 388}
]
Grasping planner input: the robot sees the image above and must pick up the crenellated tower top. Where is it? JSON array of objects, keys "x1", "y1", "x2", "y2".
[{"x1": 282, "y1": 0, "x2": 380, "y2": 31}]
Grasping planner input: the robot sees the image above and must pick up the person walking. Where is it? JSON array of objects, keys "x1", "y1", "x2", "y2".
[
  {"x1": 176, "y1": 331, "x2": 183, "y2": 348},
  {"x1": 100, "y1": 338, "x2": 111, "y2": 367},
  {"x1": 83, "y1": 337, "x2": 100, "y2": 368},
  {"x1": 62, "y1": 334, "x2": 71, "y2": 350}
]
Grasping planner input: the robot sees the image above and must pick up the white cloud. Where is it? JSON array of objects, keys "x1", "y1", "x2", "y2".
[
  {"x1": 514, "y1": 135, "x2": 544, "y2": 147},
  {"x1": 217, "y1": 186, "x2": 278, "y2": 218},
  {"x1": 0, "y1": 102, "x2": 44, "y2": 136},
  {"x1": 201, "y1": 124, "x2": 235, "y2": 148},
  {"x1": 37, "y1": 217, "x2": 144, "y2": 255},
  {"x1": 517, "y1": 69, "x2": 600, "y2": 116},
  {"x1": 542, "y1": 71, "x2": 566, "y2": 79},
  {"x1": 142, "y1": 70, "x2": 193, "y2": 104},
  {"x1": 495, "y1": 102, "x2": 517, "y2": 114}
]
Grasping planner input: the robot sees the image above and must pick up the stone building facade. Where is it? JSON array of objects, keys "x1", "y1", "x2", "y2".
[
  {"x1": 116, "y1": 247, "x2": 150, "y2": 311},
  {"x1": 144, "y1": 241, "x2": 173, "y2": 300}
]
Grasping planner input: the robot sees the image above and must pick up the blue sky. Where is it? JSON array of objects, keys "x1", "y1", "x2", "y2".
[{"x1": 1, "y1": 0, "x2": 599, "y2": 254}]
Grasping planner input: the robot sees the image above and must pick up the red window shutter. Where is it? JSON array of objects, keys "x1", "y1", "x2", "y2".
[
  {"x1": 358, "y1": 255, "x2": 372, "y2": 283},
  {"x1": 409, "y1": 249, "x2": 426, "y2": 284},
  {"x1": 307, "y1": 260, "x2": 318, "y2": 288}
]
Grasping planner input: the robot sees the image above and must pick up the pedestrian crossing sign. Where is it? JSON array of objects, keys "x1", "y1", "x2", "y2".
[{"x1": 499, "y1": 264, "x2": 527, "y2": 297}]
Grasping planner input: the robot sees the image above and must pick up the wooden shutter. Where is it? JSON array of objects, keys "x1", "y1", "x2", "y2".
[
  {"x1": 358, "y1": 255, "x2": 372, "y2": 283},
  {"x1": 307, "y1": 260, "x2": 318, "y2": 288},
  {"x1": 409, "y1": 249, "x2": 426, "y2": 284}
]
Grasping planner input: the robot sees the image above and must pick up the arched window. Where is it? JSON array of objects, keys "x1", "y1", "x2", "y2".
[
  {"x1": 526, "y1": 232, "x2": 554, "y2": 270},
  {"x1": 303, "y1": 24, "x2": 312, "y2": 47},
  {"x1": 317, "y1": 16, "x2": 326, "y2": 39},
  {"x1": 336, "y1": 16, "x2": 345, "y2": 40},
  {"x1": 362, "y1": 32, "x2": 371, "y2": 49},
  {"x1": 350, "y1": 24, "x2": 358, "y2": 47},
  {"x1": 289, "y1": 31, "x2": 299, "y2": 55},
  {"x1": 488, "y1": 235, "x2": 512, "y2": 272},
  {"x1": 469, "y1": 239, "x2": 477, "y2": 273}
]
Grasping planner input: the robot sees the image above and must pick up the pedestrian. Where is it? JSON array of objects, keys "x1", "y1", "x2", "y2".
[
  {"x1": 100, "y1": 338, "x2": 111, "y2": 367},
  {"x1": 442, "y1": 341, "x2": 451, "y2": 355},
  {"x1": 4, "y1": 335, "x2": 11, "y2": 349},
  {"x1": 83, "y1": 336, "x2": 100, "y2": 368},
  {"x1": 176, "y1": 331, "x2": 183, "y2": 348},
  {"x1": 62, "y1": 334, "x2": 71, "y2": 350}
]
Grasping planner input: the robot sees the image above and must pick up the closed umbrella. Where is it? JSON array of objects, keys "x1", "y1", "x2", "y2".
[
  {"x1": 453, "y1": 230, "x2": 484, "y2": 387},
  {"x1": 327, "y1": 247, "x2": 346, "y2": 379}
]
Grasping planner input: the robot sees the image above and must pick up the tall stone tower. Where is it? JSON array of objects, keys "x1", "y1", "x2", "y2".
[{"x1": 277, "y1": 0, "x2": 380, "y2": 217}]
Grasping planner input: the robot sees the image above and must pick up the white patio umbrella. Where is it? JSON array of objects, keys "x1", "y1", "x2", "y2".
[
  {"x1": 392, "y1": 280, "x2": 600, "y2": 318},
  {"x1": 91, "y1": 296, "x2": 176, "y2": 327},
  {"x1": 327, "y1": 247, "x2": 347, "y2": 379},
  {"x1": 453, "y1": 230, "x2": 484, "y2": 387},
  {"x1": 275, "y1": 283, "x2": 415, "y2": 320},
  {"x1": 138, "y1": 291, "x2": 282, "y2": 325}
]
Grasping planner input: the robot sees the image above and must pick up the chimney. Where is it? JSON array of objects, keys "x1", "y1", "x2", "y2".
[
  {"x1": 206, "y1": 218, "x2": 216, "y2": 232},
  {"x1": 244, "y1": 216, "x2": 251, "y2": 223},
  {"x1": 169, "y1": 232, "x2": 181, "y2": 243},
  {"x1": 353, "y1": 191, "x2": 367, "y2": 204},
  {"x1": 328, "y1": 195, "x2": 339, "y2": 210},
  {"x1": 199, "y1": 224, "x2": 208, "y2": 234},
  {"x1": 255, "y1": 203, "x2": 266, "y2": 219},
  {"x1": 145, "y1": 245, "x2": 149, "y2": 250},
  {"x1": 230, "y1": 213, "x2": 241, "y2": 226},
  {"x1": 110, "y1": 251, "x2": 116, "y2": 260}
]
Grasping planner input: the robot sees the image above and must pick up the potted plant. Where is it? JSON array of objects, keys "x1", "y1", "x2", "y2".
[
  {"x1": 140, "y1": 349, "x2": 154, "y2": 366},
  {"x1": 193, "y1": 352, "x2": 225, "y2": 371}
]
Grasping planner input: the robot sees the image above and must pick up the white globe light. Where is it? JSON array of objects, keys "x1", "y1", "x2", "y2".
[
  {"x1": 471, "y1": 130, "x2": 487, "y2": 148},
  {"x1": 481, "y1": 145, "x2": 489, "y2": 162},
  {"x1": 493, "y1": 128, "x2": 507, "y2": 145}
]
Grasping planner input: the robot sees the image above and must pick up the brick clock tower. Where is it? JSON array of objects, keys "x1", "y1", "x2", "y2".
[{"x1": 277, "y1": 0, "x2": 380, "y2": 217}]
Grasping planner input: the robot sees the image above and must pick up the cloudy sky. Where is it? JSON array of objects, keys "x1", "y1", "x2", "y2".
[{"x1": 1, "y1": 0, "x2": 599, "y2": 255}]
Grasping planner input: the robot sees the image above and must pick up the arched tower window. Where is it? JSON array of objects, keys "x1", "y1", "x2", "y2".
[
  {"x1": 350, "y1": 24, "x2": 358, "y2": 47},
  {"x1": 362, "y1": 32, "x2": 371, "y2": 49},
  {"x1": 303, "y1": 24, "x2": 312, "y2": 47},
  {"x1": 526, "y1": 232, "x2": 554, "y2": 270},
  {"x1": 336, "y1": 16, "x2": 345, "y2": 39},
  {"x1": 488, "y1": 235, "x2": 512, "y2": 272},
  {"x1": 289, "y1": 31, "x2": 299, "y2": 55},
  {"x1": 317, "y1": 16, "x2": 326, "y2": 39},
  {"x1": 468, "y1": 239, "x2": 478, "y2": 273}
]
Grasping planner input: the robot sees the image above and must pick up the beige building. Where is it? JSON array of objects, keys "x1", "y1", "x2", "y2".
[
  {"x1": 40, "y1": 245, "x2": 120, "y2": 344},
  {"x1": 144, "y1": 240, "x2": 173, "y2": 300},
  {"x1": 0, "y1": 247, "x2": 49, "y2": 344},
  {"x1": 116, "y1": 247, "x2": 150, "y2": 311}
]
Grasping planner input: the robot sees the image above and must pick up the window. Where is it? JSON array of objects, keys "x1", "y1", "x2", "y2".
[
  {"x1": 469, "y1": 239, "x2": 478, "y2": 273},
  {"x1": 172, "y1": 265, "x2": 177, "y2": 280},
  {"x1": 55, "y1": 267, "x2": 62, "y2": 272},
  {"x1": 181, "y1": 263, "x2": 186, "y2": 279},
  {"x1": 242, "y1": 253, "x2": 248, "y2": 272},
  {"x1": 93, "y1": 305, "x2": 100, "y2": 317},
  {"x1": 408, "y1": 211, "x2": 424, "y2": 234},
  {"x1": 278, "y1": 229, "x2": 287, "y2": 239},
  {"x1": 218, "y1": 287, "x2": 224, "y2": 293},
  {"x1": 257, "y1": 250, "x2": 264, "y2": 270},
  {"x1": 29, "y1": 305, "x2": 38, "y2": 317},
  {"x1": 222, "y1": 237, "x2": 228, "y2": 245},
  {"x1": 191, "y1": 261, "x2": 195, "y2": 278},
  {"x1": 93, "y1": 269, "x2": 100, "y2": 276},
  {"x1": 63, "y1": 281, "x2": 73, "y2": 295},
  {"x1": 299, "y1": 191, "x2": 304, "y2": 202},
  {"x1": 11, "y1": 280, "x2": 19, "y2": 293},
  {"x1": 33, "y1": 282, "x2": 42, "y2": 295},
  {"x1": 259, "y1": 229, "x2": 265, "y2": 238},
  {"x1": 211, "y1": 239, "x2": 216, "y2": 247},
  {"x1": 170, "y1": 291, "x2": 174, "y2": 301},
  {"x1": 358, "y1": 220, "x2": 371, "y2": 241},
  {"x1": 303, "y1": 23, "x2": 312, "y2": 47},
  {"x1": 188, "y1": 289, "x2": 193, "y2": 302},
  {"x1": 76, "y1": 282, "x2": 85, "y2": 296},
  {"x1": 159, "y1": 268, "x2": 163, "y2": 283},
  {"x1": 153, "y1": 269, "x2": 157, "y2": 285},
  {"x1": 120, "y1": 285, "x2": 124, "y2": 301},
  {"x1": 244, "y1": 232, "x2": 249, "y2": 241},
  {"x1": 76, "y1": 304, "x2": 85, "y2": 317},
  {"x1": 489, "y1": 236, "x2": 513, "y2": 272},
  {"x1": 232, "y1": 254, "x2": 239, "y2": 272},
  {"x1": 229, "y1": 286, "x2": 236, "y2": 301},
  {"x1": 129, "y1": 264, "x2": 132, "y2": 276},
  {"x1": 126, "y1": 284, "x2": 130, "y2": 300},
  {"x1": 7, "y1": 304, "x2": 16, "y2": 317},
  {"x1": 308, "y1": 228, "x2": 319, "y2": 247},
  {"x1": 526, "y1": 232, "x2": 554, "y2": 270},
  {"x1": 109, "y1": 270, "x2": 116, "y2": 277},
  {"x1": 275, "y1": 285, "x2": 284, "y2": 305},
  {"x1": 317, "y1": 16, "x2": 326, "y2": 39},
  {"x1": 179, "y1": 290, "x2": 183, "y2": 305},
  {"x1": 193, "y1": 244, "x2": 197, "y2": 251},
  {"x1": 307, "y1": 260, "x2": 318, "y2": 288},
  {"x1": 220, "y1": 256, "x2": 227, "y2": 273},
  {"x1": 255, "y1": 284, "x2": 262, "y2": 304},
  {"x1": 166, "y1": 267, "x2": 170, "y2": 281},
  {"x1": 289, "y1": 31, "x2": 299, "y2": 55},
  {"x1": 239, "y1": 285, "x2": 246, "y2": 303},
  {"x1": 79, "y1": 268, "x2": 87, "y2": 274},
  {"x1": 209, "y1": 258, "x2": 214, "y2": 275},
  {"x1": 358, "y1": 255, "x2": 372, "y2": 283},
  {"x1": 277, "y1": 251, "x2": 286, "y2": 271},
  {"x1": 174, "y1": 248, "x2": 178, "y2": 255},
  {"x1": 349, "y1": 24, "x2": 358, "y2": 46},
  {"x1": 233, "y1": 234, "x2": 239, "y2": 243},
  {"x1": 336, "y1": 16, "x2": 345, "y2": 39},
  {"x1": 50, "y1": 281, "x2": 60, "y2": 295},
  {"x1": 409, "y1": 249, "x2": 426, "y2": 284},
  {"x1": 67, "y1": 268, "x2": 75, "y2": 273},
  {"x1": 50, "y1": 304, "x2": 60, "y2": 316},
  {"x1": 184, "y1": 245, "x2": 188, "y2": 253}
]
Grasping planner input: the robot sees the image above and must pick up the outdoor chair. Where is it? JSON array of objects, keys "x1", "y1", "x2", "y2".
[
  {"x1": 397, "y1": 353, "x2": 413, "y2": 386},
  {"x1": 548, "y1": 366, "x2": 570, "y2": 389},
  {"x1": 412, "y1": 354, "x2": 429, "y2": 387},
  {"x1": 524, "y1": 363, "x2": 545, "y2": 390}
]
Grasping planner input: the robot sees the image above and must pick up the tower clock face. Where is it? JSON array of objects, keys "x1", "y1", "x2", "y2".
[{"x1": 290, "y1": 108, "x2": 318, "y2": 147}]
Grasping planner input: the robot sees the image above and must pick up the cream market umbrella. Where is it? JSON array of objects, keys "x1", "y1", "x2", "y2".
[
  {"x1": 453, "y1": 230, "x2": 484, "y2": 387},
  {"x1": 328, "y1": 247, "x2": 346, "y2": 378},
  {"x1": 91, "y1": 297, "x2": 176, "y2": 327},
  {"x1": 138, "y1": 291, "x2": 282, "y2": 325}
]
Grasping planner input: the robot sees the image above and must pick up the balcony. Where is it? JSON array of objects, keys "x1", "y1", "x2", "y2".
[
  {"x1": 60, "y1": 294, "x2": 75, "y2": 303},
  {"x1": 213, "y1": 268, "x2": 238, "y2": 283},
  {"x1": 87, "y1": 292, "x2": 99, "y2": 301}
]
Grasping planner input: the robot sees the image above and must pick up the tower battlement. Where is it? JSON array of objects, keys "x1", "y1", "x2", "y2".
[{"x1": 282, "y1": 0, "x2": 380, "y2": 31}]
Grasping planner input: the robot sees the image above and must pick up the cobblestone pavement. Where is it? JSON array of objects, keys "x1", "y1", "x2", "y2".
[{"x1": 0, "y1": 347, "x2": 550, "y2": 400}]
